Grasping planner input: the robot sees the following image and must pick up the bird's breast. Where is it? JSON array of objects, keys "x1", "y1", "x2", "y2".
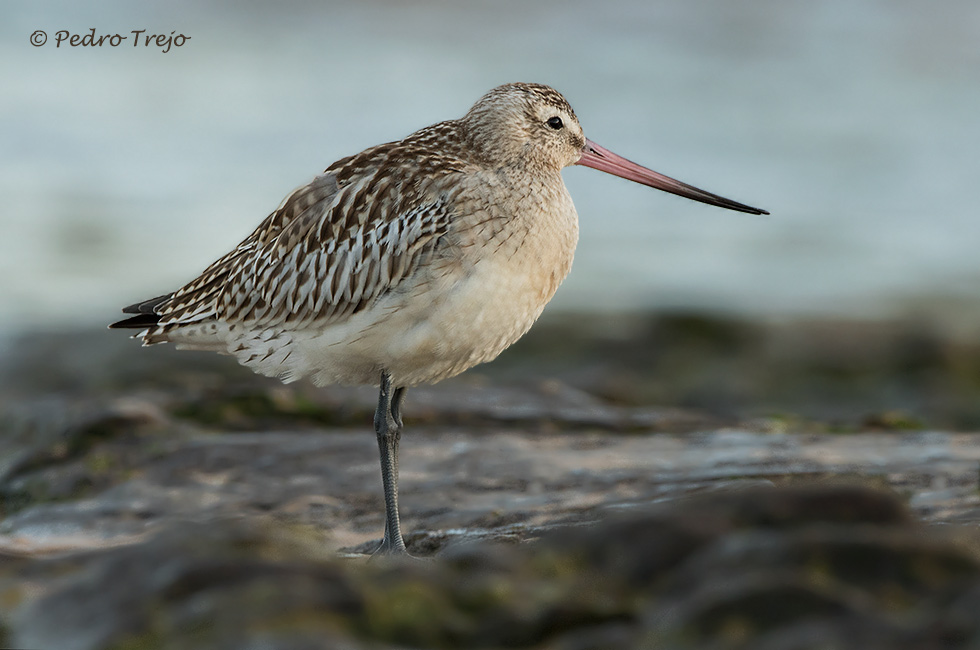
[
  {"x1": 451, "y1": 172, "x2": 579, "y2": 304},
  {"x1": 425, "y1": 175, "x2": 579, "y2": 352}
]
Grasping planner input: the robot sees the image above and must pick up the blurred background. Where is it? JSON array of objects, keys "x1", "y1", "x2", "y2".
[{"x1": 3, "y1": 0, "x2": 979, "y2": 336}]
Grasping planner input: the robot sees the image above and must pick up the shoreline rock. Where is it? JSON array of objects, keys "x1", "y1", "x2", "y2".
[{"x1": 4, "y1": 315, "x2": 980, "y2": 647}]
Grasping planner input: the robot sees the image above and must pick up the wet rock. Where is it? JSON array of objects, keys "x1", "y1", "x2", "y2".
[
  {"x1": 163, "y1": 380, "x2": 716, "y2": 434},
  {"x1": 0, "y1": 397, "x2": 169, "y2": 517},
  {"x1": 10, "y1": 519, "x2": 358, "y2": 650},
  {"x1": 4, "y1": 319, "x2": 980, "y2": 647},
  {"x1": 2, "y1": 485, "x2": 980, "y2": 649},
  {"x1": 4, "y1": 396, "x2": 980, "y2": 557}
]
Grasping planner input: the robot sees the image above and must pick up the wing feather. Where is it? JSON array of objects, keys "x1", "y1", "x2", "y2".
[
  {"x1": 140, "y1": 166, "x2": 454, "y2": 341},
  {"x1": 115, "y1": 119, "x2": 470, "y2": 343}
]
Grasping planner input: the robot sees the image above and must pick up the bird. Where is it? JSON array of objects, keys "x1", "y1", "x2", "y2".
[{"x1": 111, "y1": 82, "x2": 767, "y2": 556}]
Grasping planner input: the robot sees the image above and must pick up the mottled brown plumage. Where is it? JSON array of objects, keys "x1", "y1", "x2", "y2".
[{"x1": 112, "y1": 82, "x2": 766, "y2": 555}]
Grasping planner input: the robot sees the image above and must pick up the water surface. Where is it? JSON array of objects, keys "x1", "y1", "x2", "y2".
[{"x1": 3, "y1": 0, "x2": 979, "y2": 334}]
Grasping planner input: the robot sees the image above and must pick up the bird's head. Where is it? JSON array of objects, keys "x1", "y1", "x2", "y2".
[
  {"x1": 462, "y1": 82, "x2": 768, "y2": 215},
  {"x1": 461, "y1": 82, "x2": 587, "y2": 172}
]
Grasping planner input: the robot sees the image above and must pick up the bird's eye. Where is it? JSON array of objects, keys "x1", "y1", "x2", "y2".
[{"x1": 546, "y1": 116, "x2": 564, "y2": 130}]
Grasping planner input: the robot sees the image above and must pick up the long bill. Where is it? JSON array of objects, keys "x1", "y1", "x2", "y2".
[{"x1": 575, "y1": 139, "x2": 769, "y2": 215}]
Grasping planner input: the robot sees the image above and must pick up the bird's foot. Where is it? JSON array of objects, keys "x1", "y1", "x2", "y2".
[
  {"x1": 369, "y1": 537, "x2": 420, "y2": 561},
  {"x1": 373, "y1": 537, "x2": 407, "y2": 555}
]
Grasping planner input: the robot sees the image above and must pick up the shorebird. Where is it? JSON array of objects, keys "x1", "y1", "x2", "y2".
[{"x1": 111, "y1": 82, "x2": 767, "y2": 555}]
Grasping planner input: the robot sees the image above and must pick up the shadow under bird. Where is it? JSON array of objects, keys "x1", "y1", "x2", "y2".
[{"x1": 111, "y1": 82, "x2": 767, "y2": 555}]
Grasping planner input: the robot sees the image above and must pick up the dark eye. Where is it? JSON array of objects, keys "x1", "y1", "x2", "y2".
[{"x1": 546, "y1": 116, "x2": 564, "y2": 130}]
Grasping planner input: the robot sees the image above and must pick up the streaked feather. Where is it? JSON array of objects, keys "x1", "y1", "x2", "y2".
[{"x1": 115, "y1": 123, "x2": 479, "y2": 343}]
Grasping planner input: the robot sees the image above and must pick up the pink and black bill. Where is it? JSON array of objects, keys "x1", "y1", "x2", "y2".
[{"x1": 576, "y1": 139, "x2": 768, "y2": 215}]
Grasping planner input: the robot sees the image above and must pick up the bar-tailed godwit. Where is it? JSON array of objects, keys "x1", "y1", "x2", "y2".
[{"x1": 112, "y1": 82, "x2": 767, "y2": 555}]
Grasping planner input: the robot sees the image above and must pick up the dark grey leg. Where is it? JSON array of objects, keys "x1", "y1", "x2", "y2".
[
  {"x1": 391, "y1": 386, "x2": 406, "y2": 431},
  {"x1": 374, "y1": 372, "x2": 408, "y2": 555}
]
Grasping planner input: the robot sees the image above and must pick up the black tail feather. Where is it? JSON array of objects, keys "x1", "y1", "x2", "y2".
[
  {"x1": 122, "y1": 293, "x2": 172, "y2": 315},
  {"x1": 110, "y1": 313, "x2": 162, "y2": 329},
  {"x1": 111, "y1": 293, "x2": 173, "y2": 329}
]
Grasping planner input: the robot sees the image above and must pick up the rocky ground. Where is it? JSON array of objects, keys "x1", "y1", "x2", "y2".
[{"x1": 3, "y1": 313, "x2": 980, "y2": 648}]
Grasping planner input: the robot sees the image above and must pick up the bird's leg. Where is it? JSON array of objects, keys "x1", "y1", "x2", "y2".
[
  {"x1": 374, "y1": 372, "x2": 408, "y2": 555},
  {"x1": 379, "y1": 386, "x2": 407, "y2": 543},
  {"x1": 378, "y1": 385, "x2": 406, "y2": 545}
]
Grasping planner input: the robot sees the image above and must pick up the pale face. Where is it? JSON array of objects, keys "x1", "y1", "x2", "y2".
[
  {"x1": 461, "y1": 82, "x2": 586, "y2": 172},
  {"x1": 526, "y1": 100, "x2": 587, "y2": 169}
]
